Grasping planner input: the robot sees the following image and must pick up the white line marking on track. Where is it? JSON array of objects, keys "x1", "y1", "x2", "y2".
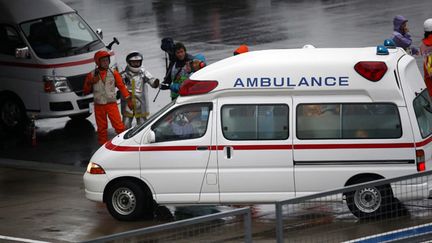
[{"x1": 0, "y1": 235, "x2": 50, "y2": 243}]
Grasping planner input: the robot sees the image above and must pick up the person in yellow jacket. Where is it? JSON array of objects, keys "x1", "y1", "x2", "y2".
[{"x1": 83, "y1": 50, "x2": 132, "y2": 145}]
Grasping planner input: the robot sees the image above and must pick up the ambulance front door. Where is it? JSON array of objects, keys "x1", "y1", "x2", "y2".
[
  {"x1": 141, "y1": 102, "x2": 213, "y2": 203},
  {"x1": 216, "y1": 96, "x2": 295, "y2": 203}
]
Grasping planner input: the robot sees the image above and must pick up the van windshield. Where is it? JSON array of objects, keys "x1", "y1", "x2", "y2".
[
  {"x1": 20, "y1": 12, "x2": 104, "y2": 59},
  {"x1": 413, "y1": 89, "x2": 432, "y2": 138},
  {"x1": 124, "y1": 100, "x2": 176, "y2": 139}
]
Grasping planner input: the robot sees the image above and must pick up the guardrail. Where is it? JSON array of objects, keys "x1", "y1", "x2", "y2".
[
  {"x1": 275, "y1": 170, "x2": 432, "y2": 242},
  {"x1": 82, "y1": 207, "x2": 252, "y2": 243}
]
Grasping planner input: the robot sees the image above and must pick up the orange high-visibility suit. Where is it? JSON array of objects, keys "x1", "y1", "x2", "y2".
[{"x1": 83, "y1": 51, "x2": 130, "y2": 145}]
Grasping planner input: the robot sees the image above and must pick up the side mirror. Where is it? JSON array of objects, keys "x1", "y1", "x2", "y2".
[
  {"x1": 15, "y1": 47, "x2": 30, "y2": 59},
  {"x1": 145, "y1": 130, "x2": 156, "y2": 144},
  {"x1": 96, "y1": 28, "x2": 103, "y2": 39},
  {"x1": 106, "y1": 37, "x2": 120, "y2": 50}
]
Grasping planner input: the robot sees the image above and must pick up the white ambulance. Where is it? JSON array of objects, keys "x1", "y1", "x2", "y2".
[
  {"x1": 84, "y1": 44, "x2": 432, "y2": 221},
  {"x1": 0, "y1": 0, "x2": 115, "y2": 130}
]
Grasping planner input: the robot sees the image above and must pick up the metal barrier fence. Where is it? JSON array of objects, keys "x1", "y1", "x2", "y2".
[
  {"x1": 82, "y1": 207, "x2": 252, "y2": 243},
  {"x1": 275, "y1": 170, "x2": 432, "y2": 243}
]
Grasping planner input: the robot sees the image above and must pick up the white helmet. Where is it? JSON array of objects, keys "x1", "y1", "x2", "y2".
[
  {"x1": 424, "y1": 18, "x2": 432, "y2": 32},
  {"x1": 126, "y1": 51, "x2": 143, "y2": 72}
]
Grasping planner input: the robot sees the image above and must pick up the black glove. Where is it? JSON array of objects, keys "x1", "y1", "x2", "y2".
[{"x1": 160, "y1": 83, "x2": 170, "y2": 90}]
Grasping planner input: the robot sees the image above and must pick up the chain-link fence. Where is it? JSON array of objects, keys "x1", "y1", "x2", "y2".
[
  {"x1": 275, "y1": 170, "x2": 432, "y2": 243},
  {"x1": 82, "y1": 207, "x2": 252, "y2": 243}
]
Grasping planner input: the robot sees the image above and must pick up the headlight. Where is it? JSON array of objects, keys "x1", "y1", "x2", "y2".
[
  {"x1": 86, "y1": 162, "x2": 106, "y2": 174},
  {"x1": 43, "y1": 76, "x2": 71, "y2": 93}
]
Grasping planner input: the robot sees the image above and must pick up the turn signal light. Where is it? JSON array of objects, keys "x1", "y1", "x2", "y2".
[
  {"x1": 44, "y1": 81, "x2": 55, "y2": 93},
  {"x1": 416, "y1": 149, "x2": 426, "y2": 172},
  {"x1": 179, "y1": 79, "x2": 218, "y2": 96},
  {"x1": 354, "y1": 61, "x2": 388, "y2": 82},
  {"x1": 86, "y1": 162, "x2": 106, "y2": 174}
]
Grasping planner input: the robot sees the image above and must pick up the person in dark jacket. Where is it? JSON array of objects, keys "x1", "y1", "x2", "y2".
[
  {"x1": 392, "y1": 15, "x2": 419, "y2": 55},
  {"x1": 160, "y1": 42, "x2": 193, "y2": 100}
]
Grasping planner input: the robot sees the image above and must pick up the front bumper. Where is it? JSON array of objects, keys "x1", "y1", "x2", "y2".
[
  {"x1": 83, "y1": 172, "x2": 108, "y2": 202},
  {"x1": 37, "y1": 92, "x2": 93, "y2": 118}
]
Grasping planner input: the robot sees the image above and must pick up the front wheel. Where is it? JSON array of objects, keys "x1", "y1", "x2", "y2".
[
  {"x1": 345, "y1": 178, "x2": 393, "y2": 219},
  {"x1": 106, "y1": 181, "x2": 154, "y2": 221},
  {"x1": 0, "y1": 96, "x2": 28, "y2": 131}
]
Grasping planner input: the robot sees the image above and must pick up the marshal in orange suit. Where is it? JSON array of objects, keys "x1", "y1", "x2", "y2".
[{"x1": 83, "y1": 51, "x2": 133, "y2": 145}]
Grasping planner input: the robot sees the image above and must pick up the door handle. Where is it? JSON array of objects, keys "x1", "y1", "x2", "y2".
[
  {"x1": 225, "y1": 146, "x2": 232, "y2": 159},
  {"x1": 196, "y1": 146, "x2": 209, "y2": 151}
]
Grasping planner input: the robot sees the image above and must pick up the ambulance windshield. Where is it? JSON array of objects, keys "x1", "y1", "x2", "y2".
[
  {"x1": 20, "y1": 12, "x2": 104, "y2": 59},
  {"x1": 124, "y1": 100, "x2": 176, "y2": 139},
  {"x1": 413, "y1": 89, "x2": 432, "y2": 138}
]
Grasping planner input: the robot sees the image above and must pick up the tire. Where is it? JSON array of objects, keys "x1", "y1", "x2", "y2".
[
  {"x1": 345, "y1": 177, "x2": 394, "y2": 219},
  {"x1": 69, "y1": 112, "x2": 91, "y2": 120},
  {"x1": 0, "y1": 95, "x2": 28, "y2": 132},
  {"x1": 106, "y1": 180, "x2": 154, "y2": 221}
]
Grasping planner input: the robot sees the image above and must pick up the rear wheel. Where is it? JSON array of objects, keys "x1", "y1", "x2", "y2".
[
  {"x1": 345, "y1": 177, "x2": 393, "y2": 219},
  {"x1": 106, "y1": 180, "x2": 154, "y2": 221}
]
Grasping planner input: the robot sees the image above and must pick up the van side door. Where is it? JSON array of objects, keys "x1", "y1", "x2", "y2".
[
  {"x1": 216, "y1": 96, "x2": 294, "y2": 203},
  {"x1": 293, "y1": 96, "x2": 416, "y2": 197},
  {"x1": 140, "y1": 102, "x2": 213, "y2": 203}
]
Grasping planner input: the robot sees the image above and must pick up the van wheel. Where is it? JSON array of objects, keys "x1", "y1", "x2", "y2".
[
  {"x1": 0, "y1": 95, "x2": 28, "y2": 131},
  {"x1": 106, "y1": 180, "x2": 154, "y2": 221},
  {"x1": 345, "y1": 177, "x2": 393, "y2": 219}
]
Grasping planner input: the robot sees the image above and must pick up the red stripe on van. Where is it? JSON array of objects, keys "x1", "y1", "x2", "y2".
[
  {"x1": 105, "y1": 137, "x2": 432, "y2": 152},
  {"x1": 105, "y1": 141, "x2": 140, "y2": 151},
  {"x1": 415, "y1": 136, "x2": 432, "y2": 147},
  {"x1": 105, "y1": 141, "x2": 208, "y2": 152},
  {"x1": 0, "y1": 58, "x2": 94, "y2": 69},
  {"x1": 0, "y1": 51, "x2": 115, "y2": 69},
  {"x1": 232, "y1": 144, "x2": 293, "y2": 150},
  {"x1": 140, "y1": 146, "x2": 205, "y2": 151},
  {"x1": 293, "y1": 143, "x2": 414, "y2": 149}
]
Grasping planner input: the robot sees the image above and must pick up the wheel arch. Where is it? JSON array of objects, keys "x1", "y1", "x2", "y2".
[
  {"x1": 344, "y1": 173, "x2": 385, "y2": 187},
  {"x1": 0, "y1": 90, "x2": 26, "y2": 109},
  {"x1": 103, "y1": 176, "x2": 153, "y2": 203}
]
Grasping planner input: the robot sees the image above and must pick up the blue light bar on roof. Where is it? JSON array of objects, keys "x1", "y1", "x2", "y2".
[
  {"x1": 383, "y1": 39, "x2": 396, "y2": 49},
  {"x1": 377, "y1": 45, "x2": 389, "y2": 55}
]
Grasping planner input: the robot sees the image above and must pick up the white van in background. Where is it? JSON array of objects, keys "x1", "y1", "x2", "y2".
[
  {"x1": 0, "y1": 0, "x2": 117, "y2": 130},
  {"x1": 84, "y1": 44, "x2": 432, "y2": 221}
]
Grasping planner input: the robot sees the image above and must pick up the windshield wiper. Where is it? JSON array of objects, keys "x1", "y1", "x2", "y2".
[{"x1": 72, "y1": 39, "x2": 100, "y2": 53}]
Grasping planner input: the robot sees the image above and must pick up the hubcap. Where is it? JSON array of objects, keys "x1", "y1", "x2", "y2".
[
  {"x1": 354, "y1": 187, "x2": 381, "y2": 213},
  {"x1": 112, "y1": 187, "x2": 136, "y2": 215},
  {"x1": 1, "y1": 100, "x2": 21, "y2": 127}
]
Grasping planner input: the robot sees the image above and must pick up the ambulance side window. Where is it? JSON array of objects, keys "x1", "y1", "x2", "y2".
[
  {"x1": 221, "y1": 104, "x2": 289, "y2": 140},
  {"x1": 151, "y1": 103, "x2": 212, "y2": 142},
  {"x1": 413, "y1": 90, "x2": 432, "y2": 138},
  {"x1": 0, "y1": 25, "x2": 24, "y2": 56},
  {"x1": 297, "y1": 103, "x2": 402, "y2": 139}
]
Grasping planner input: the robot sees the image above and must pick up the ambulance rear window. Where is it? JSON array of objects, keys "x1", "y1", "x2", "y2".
[
  {"x1": 221, "y1": 104, "x2": 289, "y2": 140},
  {"x1": 413, "y1": 90, "x2": 432, "y2": 138},
  {"x1": 296, "y1": 103, "x2": 402, "y2": 139}
]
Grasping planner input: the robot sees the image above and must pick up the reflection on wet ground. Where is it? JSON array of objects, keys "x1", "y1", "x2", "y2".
[{"x1": 0, "y1": 117, "x2": 99, "y2": 166}]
